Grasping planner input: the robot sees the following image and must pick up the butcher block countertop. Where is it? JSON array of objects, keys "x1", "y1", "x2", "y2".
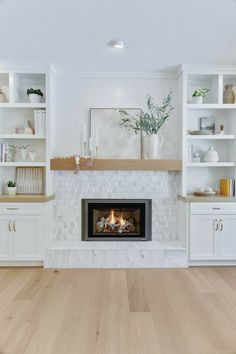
[
  {"x1": 178, "y1": 195, "x2": 236, "y2": 203},
  {"x1": 0, "y1": 194, "x2": 55, "y2": 203}
]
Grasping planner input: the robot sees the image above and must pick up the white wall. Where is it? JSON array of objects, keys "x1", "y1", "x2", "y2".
[{"x1": 54, "y1": 75, "x2": 180, "y2": 158}]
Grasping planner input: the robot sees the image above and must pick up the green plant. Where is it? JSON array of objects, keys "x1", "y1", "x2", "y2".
[
  {"x1": 119, "y1": 91, "x2": 174, "y2": 135},
  {"x1": 16, "y1": 144, "x2": 31, "y2": 150},
  {"x1": 7, "y1": 180, "x2": 16, "y2": 188},
  {"x1": 192, "y1": 88, "x2": 209, "y2": 97},
  {"x1": 26, "y1": 88, "x2": 44, "y2": 97},
  {"x1": 0, "y1": 87, "x2": 3, "y2": 95}
]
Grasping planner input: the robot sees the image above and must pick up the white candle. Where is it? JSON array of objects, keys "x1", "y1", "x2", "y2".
[
  {"x1": 89, "y1": 136, "x2": 93, "y2": 152},
  {"x1": 96, "y1": 129, "x2": 99, "y2": 147},
  {"x1": 84, "y1": 122, "x2": 87, "y2": 142}
]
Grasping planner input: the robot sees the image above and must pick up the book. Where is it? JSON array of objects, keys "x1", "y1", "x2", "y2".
[
  {"x1": 34, "y1": 110, "x2": 46, "y2": 136},
  {"x1": 220, "y1": 178, "x2": 235, "y2": 196}
]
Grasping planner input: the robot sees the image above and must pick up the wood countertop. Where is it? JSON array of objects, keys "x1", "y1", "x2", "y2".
[
  {"x1": 178, "y1": 195, "x2": 236, "y2": 203},
  {"x1": 0, "y1": 194, "x2": 55, "y2": 203}
]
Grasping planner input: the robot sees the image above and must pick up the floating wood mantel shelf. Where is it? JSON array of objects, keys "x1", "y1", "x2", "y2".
[{"x1": 50, "y1": 157, "x2": 182, "y2": 171}]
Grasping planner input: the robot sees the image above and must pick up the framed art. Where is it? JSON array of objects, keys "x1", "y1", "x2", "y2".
[{"x1": 90, "y1": 108, "x2": 141, "y2": 159}]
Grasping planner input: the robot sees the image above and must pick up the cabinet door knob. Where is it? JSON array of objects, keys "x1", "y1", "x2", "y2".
[{"x1": 13, "y1": 220, "x2": 16, "y2": 232}]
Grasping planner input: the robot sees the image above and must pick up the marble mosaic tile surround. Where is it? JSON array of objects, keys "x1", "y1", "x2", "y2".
[{"x1": 53, "y1": 171, "x2": 180, "y2": 242}]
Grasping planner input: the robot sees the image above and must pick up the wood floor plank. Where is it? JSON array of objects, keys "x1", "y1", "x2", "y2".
[{"x1": 0, "y1": 268, "x2": 236, "y2": 354}]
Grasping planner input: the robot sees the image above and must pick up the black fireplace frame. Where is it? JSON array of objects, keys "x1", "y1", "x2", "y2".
[{"x1": 82, "y1": 199, "x2": 152, "y2": 241}]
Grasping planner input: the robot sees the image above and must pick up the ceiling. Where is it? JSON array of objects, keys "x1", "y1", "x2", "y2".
[{"x1": 0, "y1": 0, "x2": 235, "y2": 72}]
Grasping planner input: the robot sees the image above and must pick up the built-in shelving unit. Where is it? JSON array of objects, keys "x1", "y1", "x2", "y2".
[
  {"x1": 178, "y1": 66, "x2": 236, "y2": 196},
  {"x1": 0, "y1": 68, "x2": 54, "y2": 195}
]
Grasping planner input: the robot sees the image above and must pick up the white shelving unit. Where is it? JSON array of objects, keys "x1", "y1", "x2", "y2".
[
  {"x1": 0, "y1": 68, "x2": 55, "y2": 195},
  {"x1": 178, "y1": 66, "x2": 236, "y2": 196}
]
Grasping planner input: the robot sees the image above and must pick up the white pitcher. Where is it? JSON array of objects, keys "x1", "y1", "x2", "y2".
[{"x1": 142, "y1": 134, "x2": 164, "y2": 159}]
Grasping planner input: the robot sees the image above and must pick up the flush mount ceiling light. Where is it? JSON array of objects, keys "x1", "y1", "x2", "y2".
[{"x1": 109, "y1": 39, "x2": 126, "y2": 49}]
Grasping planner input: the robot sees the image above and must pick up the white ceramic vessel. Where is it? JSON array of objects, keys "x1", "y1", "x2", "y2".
[
  {"x1": 28, "y1": 94, "x2": 42, "y2": 103},
  {"x1": 7, "y1": 187, "x2": 17, "y2": 196},
  {"x1": 192, "y1": 96, "x2": 203, "y2": 104},
  {"x1": 142, "y1": 134, "x2": 164, "y2": 159},
  {"x1": 203, "y1": 147, "x2": 219, "y2": 162}
]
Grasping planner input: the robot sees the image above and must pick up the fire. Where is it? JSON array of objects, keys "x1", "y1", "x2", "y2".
[
  {"x1": 109, "y1": 209, "x2": 116, "y2": 224},
  {"x1": 118, "y1": 213, "x2": 126, "y2": 226}
]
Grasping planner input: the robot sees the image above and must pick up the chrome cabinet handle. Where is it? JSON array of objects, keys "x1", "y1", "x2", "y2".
[
  {"x1": 6, "y1": 208, "x2": 19, "y2": 211},
  {"x1": 8, "y1": 221, "x2": 12, "y2": 232},
  {"x1": 219, "y1": 220, "x2": 223, "y2": 231},
  {"x1": 214, "y1": 219, "x2": 218, "y2": 231},
  {"x1": 13, "y1": 220, "x2": 16, "y2": 232},
  {"x1": 212, "y1": 207, "x2": 221, "y2": 210}
]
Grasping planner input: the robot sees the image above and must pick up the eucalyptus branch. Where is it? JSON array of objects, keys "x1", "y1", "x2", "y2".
[{"x1": 119, "y1": 91, "x2": 174, "y2": 135}]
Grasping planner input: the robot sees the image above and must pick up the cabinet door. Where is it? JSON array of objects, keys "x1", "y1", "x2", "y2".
[
  {"x1": 217, "y1": 215, "x2": 236, "y2": 260},
  {"x1": 13, "y1": 215, "x2": 43, "y2": 261},
  {"x1": 190, "y1": 215, "x2": 216, "y2": 260},
  {"x1": 0, "y1": 216, "x2": 13, "y2": 260}
]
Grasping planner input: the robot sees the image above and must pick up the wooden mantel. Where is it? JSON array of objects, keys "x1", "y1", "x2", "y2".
[{"x1": 50, "y1": 157, "x2": 182, "y2": 171}]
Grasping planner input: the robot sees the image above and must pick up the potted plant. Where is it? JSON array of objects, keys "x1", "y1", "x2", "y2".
[
  {"x1": 7, "y1": 181, "x2": 17, "y2": 196},
  {"x1": 26, "y1": 88, "x2": 44, "y2": 103},
  {"x1": 119, "y1": 91, "x2": 174, "y2": 159},
  {"x1": 192, "y1": 88, "x2": 209, "y2": 104},
  {"x1": 17, "y1": 144, "x2": 31, "y2": 161}
]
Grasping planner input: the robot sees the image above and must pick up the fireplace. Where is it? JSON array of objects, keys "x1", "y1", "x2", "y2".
[{"x1": 82, "y1": 199, "x2": 152, "y2": 241}]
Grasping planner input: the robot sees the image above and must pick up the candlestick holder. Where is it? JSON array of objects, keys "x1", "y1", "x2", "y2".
[
  {"x1": 74, "y1": 155, "x2": 80, "y2": 174},
  {"x1": 95, "y1": 146, "x2": 99, "y2": 159},
  {"x1": 83, "y1": 141, "x2": 87, "y2": 158}
]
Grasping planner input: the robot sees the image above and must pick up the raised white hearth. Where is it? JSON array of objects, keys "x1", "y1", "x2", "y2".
[{"x1": 45, "y1": 170, "x2": 187, "y2": 268}]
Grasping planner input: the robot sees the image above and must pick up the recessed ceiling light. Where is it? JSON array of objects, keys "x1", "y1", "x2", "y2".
[{"x1": 109, "y1": 39, "x2": 126, "y2": 49}]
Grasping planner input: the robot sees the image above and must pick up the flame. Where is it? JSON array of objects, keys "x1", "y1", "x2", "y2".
[
  {"x1": 109, "y1": 209, "x2": 116, "y2": 224},
  {"x1": 118, "y1": 213, "x2": 126, "y2": 226}
]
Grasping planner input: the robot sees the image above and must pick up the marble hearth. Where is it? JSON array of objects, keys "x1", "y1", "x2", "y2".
[{"x1": 45, "y1": 170, "x2": 187, "y2": 268}]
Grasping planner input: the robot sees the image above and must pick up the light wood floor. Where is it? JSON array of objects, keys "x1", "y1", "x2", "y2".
[{"x1": 1, "y1": 268, "x2": 236, "y2": 354}]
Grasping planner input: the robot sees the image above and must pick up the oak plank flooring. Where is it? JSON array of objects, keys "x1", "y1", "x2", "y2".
[{"x1": 1, "y1": 268, "x2": 236, "y2": 353}]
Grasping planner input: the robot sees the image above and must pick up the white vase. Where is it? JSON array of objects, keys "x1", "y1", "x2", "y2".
[
  {"x1": 142, "y1": 134, "x2": 164, "y2": 159},
  {"x1": 203, "y1": 147, "x2": 219, "y2": 162},
  {"x1": 192, "y1": 96, "x2": 203, "y2": 104},
  {"x1": 28, "y1": 151, "x2": 36, "y2": 161},
  {"x1": 8, "y1": 187, "x2": 17, "y2": 196},
  {"x1": 20, "y1": 149, "x2": 27, "y2": 161},
  {"x1": 28, "y1": 94, "x2": 42, "y2": 103}
]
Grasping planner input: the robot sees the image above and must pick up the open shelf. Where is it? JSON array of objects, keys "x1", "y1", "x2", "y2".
[
  {"x1": 187, "y1": 104, "x2": 236, "y2": 110},
  {"x1": 12, "y1": 73, "x2": 46, "y2": 104},
  {"x1": 0, "y1": 103, "x2": 46, "y2": 108},
  {"x1": 50, "y1": 157, "x2": 182, "y2": 171},
  {"x1": 0, "y1": 134, "x2": 45, "y2": 139},
  {"x1": 0, "y1": 162, "x2": 46, "y2": 167},
  {"x1": 186, "y1": 162, "x2": 235, "y2": 167},
  {"x1": 186, "y1": 135, "x2": 235, "y2": 140}
]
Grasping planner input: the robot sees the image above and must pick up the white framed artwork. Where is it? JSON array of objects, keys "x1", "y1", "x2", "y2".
[{"x1": 90, "y1": 108, "x2": 141, "y2": 159}]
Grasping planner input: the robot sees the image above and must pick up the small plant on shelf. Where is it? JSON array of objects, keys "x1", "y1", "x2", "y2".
[
  {"x1": 27, "y1": 88, "x2": 44, "y2": 103},
  {"x1": 7, "y1": 181, "x2": 17, "y2": 196},
  {"x1": 192, "y1": 88, "x2": 209, "y2": 104}
]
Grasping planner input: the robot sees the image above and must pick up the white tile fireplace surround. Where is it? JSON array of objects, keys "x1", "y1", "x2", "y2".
[{"x1": 45, "y1": 171, "x2": 187, "y2": 268}]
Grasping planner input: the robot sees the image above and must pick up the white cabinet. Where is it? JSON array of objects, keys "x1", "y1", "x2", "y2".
[
  {"x1": 190, "y1": 215, "x2": 216, "y2": 260},
  {"x1": 0, "y1": 216, "x2": 12, "y2": 260},
  {"x1": 0, "y1": 202, "x2": 53, "y2": 263},
  {"x1": 218, "y1": 215, "x2": 236, "y2": 259},
  {"x1": 190, "y1": 203, "x2": 236, "y2": 262}
]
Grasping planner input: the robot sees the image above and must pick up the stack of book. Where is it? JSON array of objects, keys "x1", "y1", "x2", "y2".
[
  {"x1": 220, "y1": 179, "x2": 235, "y2": 196},
  {"x1": 34, "y1": 110, "x2": 46, "y2": 136},
  {"x1": 0, "y1": 144, "x2": 15, "y2": 162}
]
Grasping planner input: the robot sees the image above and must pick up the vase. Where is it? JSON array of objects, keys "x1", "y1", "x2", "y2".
[
  {"x1": 203, "y1": 147, "x2": 219, "y2": 163},
  {"x1": 223, "y1": 84, "x2": 235, "y2": 104},
  {"x1": 20, "y1": 149, "x2": 27, "y2": 161},
  {"x1": 142, "y1": 134, "x2": 164, "y2": 159},
  {"x1": 28, "y1": 151, "x2": 36, "y2": 161},
  {"x1": 8, "y1": 187, "x2": 17, "y2": 196},
  {"x1": 28, "y1": 94, "x2": 42, "y2": 103},
  {"x1": 192, "y1": 96, "x2": 203, "y2": 104}
]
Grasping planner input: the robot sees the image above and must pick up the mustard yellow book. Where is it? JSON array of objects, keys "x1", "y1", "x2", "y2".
[{"x1": 220, "y1": 179, "x2": 230, "y2": 196}]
